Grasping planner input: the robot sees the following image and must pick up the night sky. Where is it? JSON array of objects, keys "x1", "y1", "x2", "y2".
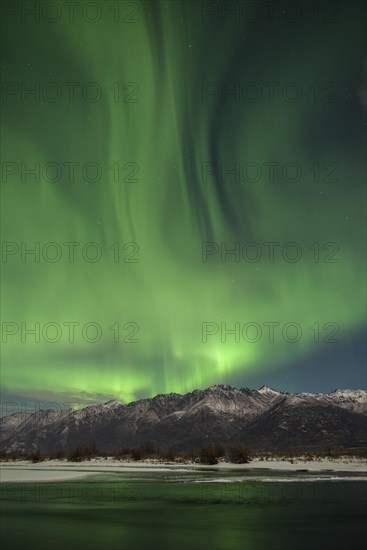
[{"x1": 1, "y1": 0, "x2": 366, "y2": 410}]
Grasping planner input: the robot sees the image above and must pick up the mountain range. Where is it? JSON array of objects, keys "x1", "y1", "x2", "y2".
[{"x1": 1, "y1": 385, "x2": 366, "y2": 454}]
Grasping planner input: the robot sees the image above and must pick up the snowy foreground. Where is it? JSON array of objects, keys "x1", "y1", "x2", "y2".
[{"x1": 0, "y1": 457, "x2": 366, "y2": 482}]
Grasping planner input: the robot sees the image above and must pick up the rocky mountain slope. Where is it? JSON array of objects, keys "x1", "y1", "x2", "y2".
[{"x1": 1, "y1": 385, "x2": 366, "y2": 454}]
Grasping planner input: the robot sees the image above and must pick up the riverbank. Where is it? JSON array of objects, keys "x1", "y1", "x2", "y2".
[{"x1": 1, "y1": 456, "x2": 366, "y2": 482}]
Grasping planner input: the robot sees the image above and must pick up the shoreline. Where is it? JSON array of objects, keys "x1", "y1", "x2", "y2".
[{"x1": 0, "y1": 456, "x2": 366, "y2": 482}]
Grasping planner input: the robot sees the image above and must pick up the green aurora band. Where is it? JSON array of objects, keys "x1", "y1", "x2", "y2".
[{"x1": 1, "y1": 1, "x2": 366, "y2": 404}]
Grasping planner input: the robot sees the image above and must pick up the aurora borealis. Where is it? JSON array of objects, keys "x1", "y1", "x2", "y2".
[{"x1": 1, "y1": 0, "x2": 366, "y2": 408}]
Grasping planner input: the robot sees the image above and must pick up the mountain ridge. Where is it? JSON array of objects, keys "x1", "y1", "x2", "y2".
[{"x1": 1, "y1": 384, "x2": 366, "y2": 454}]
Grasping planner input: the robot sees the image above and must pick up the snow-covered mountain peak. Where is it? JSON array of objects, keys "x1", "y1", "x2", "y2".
[
  {"x1": 104, "y1": 400, "x2": 124, "y2": 409},
  {"x1": 207, "y1": 384, "x2": 236, "y2": 391},
  {"x1": 258, "y1": 385, "x2": 280, "y2": 396},
  {"x1": 330, "y1": 389, "x2": 366, "y2": 398}
]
